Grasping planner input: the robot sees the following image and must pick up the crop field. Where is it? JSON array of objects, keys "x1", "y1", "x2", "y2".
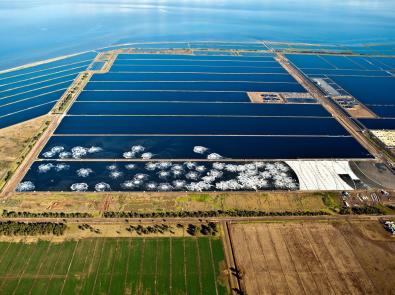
[
  {"x1": 230, "y1": 221, "x2": 395, "y2": 295},
  {"x1": 0, "y1": 237, "x2": 227, "y2": 295},
  {"x1": 17, "y1": 51, "x2": 373, "y2": 192},
  {"x1": 0, "y1": 52, "x2": 96, "y2": 129}
]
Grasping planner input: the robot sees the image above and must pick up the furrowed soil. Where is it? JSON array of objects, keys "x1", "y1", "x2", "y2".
[{"x1": 230, "y1": 221, "x2": 395, "y2": 295}]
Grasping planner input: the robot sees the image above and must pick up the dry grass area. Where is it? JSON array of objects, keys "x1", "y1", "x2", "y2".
[
  {"x1": 230, "y1": 221, "x2": 395, "y2": 294},
  {"x1": 0, "y1": 223, "x2": 190, "y2": 243},
  {"x1": 0, "y1": 116, "x2": 49, "y2": 182},
  {"x1": 1, "y1": 191, "x2": 329, "y2": 215}
]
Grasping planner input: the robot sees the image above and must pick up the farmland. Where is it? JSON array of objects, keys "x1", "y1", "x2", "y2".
[
  {"x1": 230, "y1": 221, "x2": 395, "y2": 294},
  {"x1": 0, "y1": 237, "x2": 227, "y2": 294}
]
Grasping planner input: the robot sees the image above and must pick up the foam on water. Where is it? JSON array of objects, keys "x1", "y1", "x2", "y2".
[
  {"x1": 193, "y1": 146, "x2": 208, "y2": 154},
  {"x1": 38, "y1": 163, "x2": 54, "y2": 173},
  {"x1": 95, "y1": 182, "x2": 111, "y2": 192},
  {"x1": 16, "y1": 181, "x2": 35, "y2": 192},
  {"x1": 125, "y1": 163, "x2": 136, "y2": 170},
  {"x1": 55, "y1": 163, "x2": 70, "y2": 171},
  {"x1": 207, "y1": 153, "x2": 222, "y2": 160},
  {"x1": 76, "y1": 168, "x2": 94, "y2": 177},
  {"x1": 109, "y1": 171, "x2": 123, "y2": 179},
  {"x1": 141, "y1": 152, "x2": 153, "y2": 159},
  {"x1": 70, "y1": 183, "x2": 89, "y2": 192}
]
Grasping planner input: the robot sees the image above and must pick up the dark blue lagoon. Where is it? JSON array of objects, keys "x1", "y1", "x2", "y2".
[
  {"x1": 40, "y1": 135, "x2": 372, "y2": 160},
  {"x1": 0, "y1": 90, "x2": 64, "y2": 117},
  {"x1": 0, "y1": 102, "x2": 54, "y2": 129},
  {"x1": 68, "y1": 102, "x2": 329, "y2": 117},
  {"x1": 117, "y1": 54, "x2": 274, "y2": 61},
  {"x1": 91, "y1": 73, "x2": 295, "y2": 83},
  {"x1": 0, "y1": 83, "x2": 70, "y2": 107},
  {"x1": 55, "y1": 116, "x2": 349, "y2": 136},
  {"x1": 77, "y1": 91, "x2": 251, "y2": 102},
  {"x1": 85, "y1": 81, "x2": 305, "y2": 92},
  {"x1": 368, "y1": 105, "x2": 395, "y2": 118},
  {"x1": 358, "y1": 118, "x2": 395, "y2": 130},
  {"x1": 113, "y1": 59, "x2": 280, "y2": 67},
  {"x1": 327, "y1": 76, "x2": 395, "y2": 106},
  {"x1": 109, "y1": 65, "x2": 288, "y2": 74}
]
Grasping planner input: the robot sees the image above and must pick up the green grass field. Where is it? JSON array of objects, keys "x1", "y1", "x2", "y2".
[{"x1": 0, "y1": 237, "x2": 228, "y2": 294}]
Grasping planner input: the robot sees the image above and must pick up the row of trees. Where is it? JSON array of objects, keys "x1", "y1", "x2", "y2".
[
  {"x1": 103, "y1": 210, "x2": 329, "y2": 219},
  {"x1": 187, "y1": 222, "x2": 218, "y2": 236},
  {"x1": 126, "y1": 224, "x2": 174, "y2": 235},
  {"x1": 0, "y1": 221, "x2": 66, "y2": 236},
  {"x1": 339, "y1": 205, "x2": 385, "y2": 215},
  {"x1": 2, "y1": 210, "x2": 92, "y2": 218}
]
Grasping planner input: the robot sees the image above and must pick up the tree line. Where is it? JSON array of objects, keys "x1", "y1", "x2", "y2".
[
  {"x1": 0, "y1": 221, "x2": 66, "y2": 236},
  {"x1": 2, "y1": 210, "x2": 92, "y2": 218},
  {"x1": 103, "y1": 210, "x2": 329, "y2": 219}
]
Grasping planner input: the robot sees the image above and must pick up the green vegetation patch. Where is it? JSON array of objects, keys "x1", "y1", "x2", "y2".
[{"x1": 0, "y1": 237, "x2": 228, "y2": 294}]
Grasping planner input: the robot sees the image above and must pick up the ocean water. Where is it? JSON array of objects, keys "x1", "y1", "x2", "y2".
[{"x1": 1, "y1": 0, "x2": 395, "y2": 70}]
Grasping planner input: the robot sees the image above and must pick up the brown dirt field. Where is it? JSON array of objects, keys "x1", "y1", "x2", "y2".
[
  {"x1": 0, "y1": 223, "x2": 197, "y2": 244},
  {"x1": 0, "y1": 191, "x2": 329, "y2": 215},
  {"x1": 0, "y1": 116, "x2": 49, "y2": 181},
  {"x1": 230, "y1": 221, "x2": 395, "y2": 294}
]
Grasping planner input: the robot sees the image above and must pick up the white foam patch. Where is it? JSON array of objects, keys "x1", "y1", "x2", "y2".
[
  {"x1": 207, "y1": 153, "x2": 222, "y2": 160},
  {"x1": 186, "y1": 181, "x2": 212, "y2": 191},
  {"x1": 158, "y1": 162, "x2": 172, "y2": 170},
  {"x1": 145, "y1": 162, "x2": 158, "y2": 171},
  {"x1": 121, "y1": 180, "x2": 136, "y2": 189},
  {"x1": 88, "y1": 146, "x2": 102, "y2": 153},
  {"x1": 76, "y1": 168, "x2": 93, "y2": 178},
  {"x1": 38, "y1": 163, "x2": 54, "y2": 173},
  {"x1": 173, "y1": 180, "x2": 186, "y2": 189},
  {"x1": 70, "y1": 183, "x2": 88, "y2": 192},
  {"x1": 95, "y1": 182, "x2": 111, "y2": 192},
  {"x1": 193, "y1": 146, "x2": 208, "y2": 154},
  {"x1": 158, "y1": 171, "x2": 171, "y2": 179},
  {"x1": 71, "y1": 146, "x2": 88, "y2": 159},
  {"x1": 141, "y1": 152, "x2": 153, "y2": 159},
  {"x1": 16, "y1": 181, "x2": 35, "y2": 192},
  {"x1": 157, "y1": 183, "x2": 173, "y2": 191},
  {"x1": 216, "y1": 180, "x2": 242, "y2": 191},
  {"x1": 134, "y1": 173, "x2": 148, "y2": 180},
  {"x1": 107, "y1": 164, "x2": 118, "y2": 170},
  {"x1": 109, "y1": 171, "x2": 123, "y2": 179},
  {"x1": 146, "y1": 182, "x2": 158, "y2": 190},
  {"x1": 185, "y1": 171, "x2": 199, "y2": 180},
  {"x1": 55, "y1": 163, "x2": 70, "y2": 171},
  {"x1": 123, "y1": 151, "x2": 136, "y2": 159},
  {"x1": 131, "y1": 145, "x2": 145, "y2": 153},
  {"x1": 59, "y1": 151, "x2": 72, "y2": 159},
  {"x1": 125, "y1": 163, "x2": 136, "y2": 170}
]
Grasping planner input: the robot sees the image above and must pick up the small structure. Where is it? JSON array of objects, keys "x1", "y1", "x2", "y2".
[{"x1": 383, "y1": 221, "x2": 395, "y2": 235}]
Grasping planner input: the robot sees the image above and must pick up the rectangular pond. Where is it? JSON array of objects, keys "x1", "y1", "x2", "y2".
[
  {"x1": 117, "y1": 54, "x2": 274, "y2": 62},
  {"x1": 328, "y1": 75, "x2": 395, "y2": 105},
  {"x1": 19, "y1": 160, "x2": 300, "y2": 192},
  {"x1": 113, "y1": 59, "x2": 280, "y2": 67},
  {"x1": 84, "y1": 81, "x2": 305, "y2": 92},
  {"x1": 68, "y1": 102, "x2": 329, "y2": 117},
  {"x1": 40, "y1": 135, "x2": 372, "y2": 160},
  {"x1": 91, "y1": 72, "x2": 294, "y2": 83},
  {"x1": 77, "y1": 90, "x2": 251, "y2": 102},
  {"x1": 358, "y1": 118, "x2": 395, "y2": 130},
  {"x1": 55, "y1": 116, "x2": 349, "y2": 136},
  {"x1": 0, "y1": 82, "x2": 70, "y2": 107},
  {"x1": 109, "y1": 65, "x2": 287, "y2": 74},
  {"x1": 0, "y1": 102, "x2": 53, "y2": 129},
  {"x1": 0, "y1": 89, "x2": 64, "y2": 117}
]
